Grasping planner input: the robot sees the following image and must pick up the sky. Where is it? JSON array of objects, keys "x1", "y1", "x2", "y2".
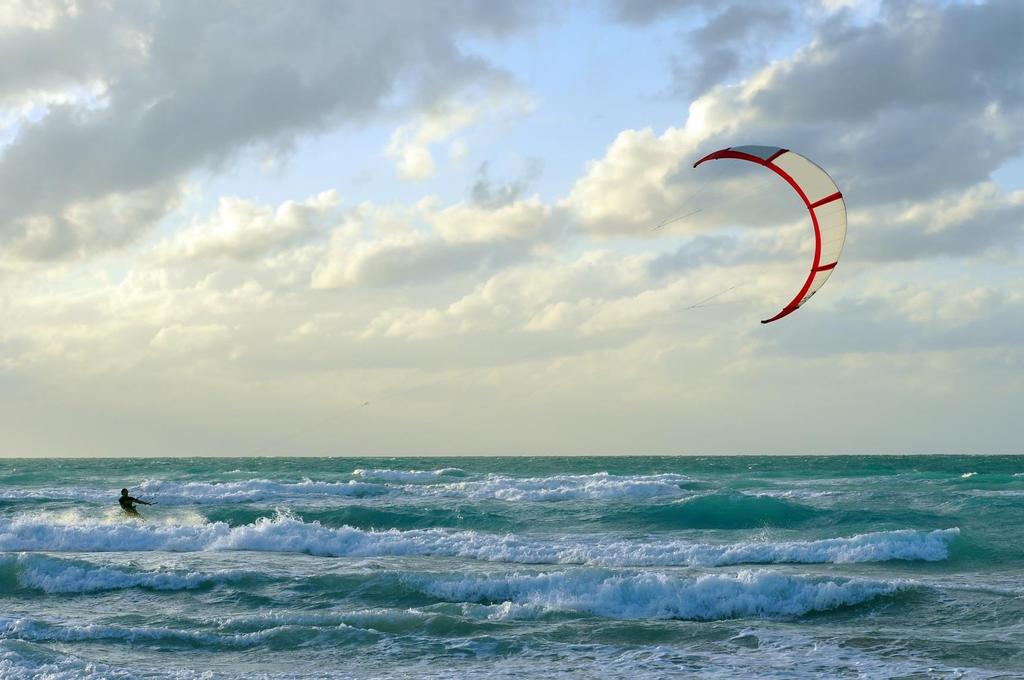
[{"x1": 1, "y1": 0, "x2": 1023, "y2": 456}]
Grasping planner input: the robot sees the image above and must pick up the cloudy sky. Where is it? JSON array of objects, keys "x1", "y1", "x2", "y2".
[{"x1": 1, "y1": 0, "x2": 1022, "y2": 456}]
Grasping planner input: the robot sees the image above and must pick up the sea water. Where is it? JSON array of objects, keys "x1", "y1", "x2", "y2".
[{"x1": 0, "y1": 456, "x2": 1021, "y2": 678}]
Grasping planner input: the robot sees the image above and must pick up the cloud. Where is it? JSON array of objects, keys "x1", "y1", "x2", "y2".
[
  {"x1": 569, "y1": 0, "x2": 1024, "y2": 264},
  {"x1": 566, "y1": 126, "x2": 695, "y2": 234},
  {"x1": 310, "y1": 195, "x2": 555, "y2": 289},
  {"x1": 154, "y1": 190, "x2": 340, "y2": 263},
  {"x1": 356, "y1": 248, "x2": 760, "y2": 343},
  {"x1": 676, "y1": 4, "x2": 793, "y2": 95},
  {"x1": 3, "y1": 1, "x2": 1024, "y2": 456},
  {"x1": 433, "y1": 197, "x2": 552, "y2": 244},
  {"x1": 6, "y1": 181, "x2": 181, "y2": 261},
  {"x1": 470, "y1": 158, "x2": 543, "y2": 209},
  {"x1": 647, "y1": 222, "x2": 807, "y2": 277},
  {"x1": 387, "y1": 101, "x2": 483, "y2": 182},
  {"x1": 746, "y1": 0, "x2": 1024, "y2": 202},
  {"x1": 606, "y1": 0, "x2": 712, "y2": 25},
  {"x1": 852, "y1": 184, "x2": 1024, "y2": 263},
  {"x1": 150, "y1": 323, "x2": 232, "y2": 354},
  {"x1": 607, "y1": 0, "x2": 796, "y2": 98},
  {"x1": 0, "y1": 1, "x2": 542, "y2": 261},
  {"x1": 386, "y1": 87, "x2": 535, "y2": 182},
  {"x1": 760, "y1": 280, "x2": 1024, "y2": 359},
  {"x1": 0, "y1": 0, "x2": 145, "y2": 107},
  {"x1": 312, "y1": 233, "x2": 530, "y2": 290}
]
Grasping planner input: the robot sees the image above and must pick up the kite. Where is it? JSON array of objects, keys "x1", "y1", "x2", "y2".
[{"x1": 693, "y1": 146, "x2": 846, "y2": 323}]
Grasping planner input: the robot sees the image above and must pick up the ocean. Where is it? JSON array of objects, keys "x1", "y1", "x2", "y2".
[{"x1": 0, "y1": 456, "x2": 1021, "y2": 678}]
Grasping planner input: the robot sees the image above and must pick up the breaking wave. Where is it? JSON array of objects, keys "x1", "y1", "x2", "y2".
[
  {"x1": 0, "y1": 513, "x2": 959, "y2": 566},
  {"x1": 351, "y1": 468, "x2": 465, "y2": 482},
  {"x1": 605, "y1": 492, "x2": 818, "y2": 529},
  {"x1": 0, "y1": 554, "x2": 249, "y2": 594},
  {"x1": 412, "y1": 569, "x2": 903, "y2": 621},
  {"x1": 0, "y1": 479, "x2": 390, "y2": 505},
  {"x1": 0, "y1": 472, "x2": 694, "y2": 504},
  {"x1": 0, "y1": 615, "x2": 370, "y2": 650},
  {"x1": 421, "y1": 472, "x2": 693, "y2": 501}
]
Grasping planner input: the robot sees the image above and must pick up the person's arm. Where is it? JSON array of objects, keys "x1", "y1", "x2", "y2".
[{"x1": 129, "y1": 497, "x2": 153, "y2": 506}]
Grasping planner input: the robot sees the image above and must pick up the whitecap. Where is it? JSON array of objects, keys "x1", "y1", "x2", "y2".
[
  {"x1": 420, "y1": 472, "x2": 692, "y2": 502},
  {"x1": 351, "y1": 468, "x2": 465, "y2": 482},
  {"x1": 0, "y1": 514, "x2": 959, "y2": 567},
  {"x1": 410, "y1": 569, "x2": 903, "y2": 621},
  {"x1": 3, "y1": 553, "x2": 248, "y2": 594}
]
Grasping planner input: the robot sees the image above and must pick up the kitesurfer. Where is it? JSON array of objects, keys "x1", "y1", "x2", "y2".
[{"x1": 119, "y1": 488, "x2": 153, "y2": 518}]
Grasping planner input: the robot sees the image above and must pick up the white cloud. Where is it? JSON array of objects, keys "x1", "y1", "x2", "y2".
[
  {"x1": 433, "y1": 198, "x2": 551, "y2": 243},
  {"x1": 2, "y1": 1, "x2": 1024, "y2": 455},
  {"x1": 386, "y1": 87, "x2": 535, "y2": 181},
  {"x1": 6, "y1": 181, "x2": 181, "y2": 261},
  {"x1": 0, "y1": 1, "x2": 544, "y2": 261},
  {"x1": 566, "y1": 125, "x2": 705, "y2": 234},
  {"x1": 154, "y1": 190, "x2": 340, "y2": 263},
  {"x1": 310, "y1": 196, "x2": 552, "y2": 289},
  {"x1": 0, "y1": 0, "x2": 77, "y2": 31},
  {"x1": 150, "y1": 323, "x2": 232, "y2": 353}
]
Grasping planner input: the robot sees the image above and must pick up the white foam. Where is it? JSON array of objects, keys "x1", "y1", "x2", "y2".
[
  {"x1": 412, "y1": 569, "x2": 901, "y2": 620},
  {"x1": 0, "y1": 641, "x2": 133, "y2": 680},
  {"x1": 0, "y1": 615, "x2": 328, "y2": 649},
  {"x1": 422, "y1": 472, "x2": 692, "y2": 501},
  {"x1": 0, "y1": 514, "x2": 959, "y2": 566},
  {"x1": 0, "y1": 472, "x2": 695, "y2": 505},
  {"x1": 351, "y1": 467, "x2": 464, "y2": 482},
  {"x1": 2, "y1": 554, "x2": 246, "y2": 594},
  {"x1": 132, "y1": 478, "x2": 390, "y2": 504},
  {"x1": 0, "y1": 478, "x2": 390, "y2": 505}
]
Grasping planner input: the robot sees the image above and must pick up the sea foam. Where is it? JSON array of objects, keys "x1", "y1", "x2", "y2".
[
  {"x1": 0, "y1": 640, "x2": 133, "y2": 680},
  {"x1": 0, "y1": 554, "x2": 248, "y2": 594},
  {"x1": 423, "y1": 472, "x2": 693, "y2": 501},
  {"x1": 0, "y1": 514, "x2": 959, "y2": 566},
  {"x1": 132, "y1": 478, "x2": 391, "y2": 504},
  {"x1": 0, "y1": 472, "x2": 693, "y2": 504},
  {"x1": 0, "y1": 615, "x2": 359, "y2": 649},
  {"x1": 0, "y1": 478, "x2": 390, "y2": 505},
  {"x1": 351, "y1": 467, "x2": 465, "y2": 482},
  {"x1": 413, "y1": 569, "x2": 902, "y2": 621}
]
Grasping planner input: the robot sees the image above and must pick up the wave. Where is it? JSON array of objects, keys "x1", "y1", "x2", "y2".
[
  {"x1": 0, "y1": 626, "x2": 993, "y2": 680},
  {"x1": 411, "y1": 569, "x2": 902, "y2": 621},
  {"x1": 0, "y1": 615, "x2": 372, "y2": 650},
  {"x1": 0, "y1": 513, "x2": 959, "y2": 566},
  {"x1": 0, "y1": 640, "x2": 134, "y2": 680},
  {"x1": 0, "y1": 478, "x2": 391, "y2": 505},
  {"x1": 0, "y1": 554, "x2": 249, "y2": 594},
  {"x1": 0, "y1": 472, "x2": 692, "y2": 504},
  {"x1": 203, "y1": 504, "x2": 524, "y2": 533},
  {"x1": 130, "y1": 478, "x2": 393, "y2": 504},
  {"x1": 351, "y1": 468, "x2": 465, "y2": 482},
  {"x1": 210, "y1": 608, "x2": 489, "y2": 639},
  {"x1": 604, "y1": 493, "x2": 818, "y2": 529},
  {"x1": 422, "y1": 472, "x2": 693, "y2": 501},
  {"x1": 556, "y1": 528, "x2": 960, "y2": 567}
]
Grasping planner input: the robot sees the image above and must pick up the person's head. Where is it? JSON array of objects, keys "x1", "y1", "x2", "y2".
[{"x1": 121, "y1": 488, "x2": 128, "y2": 496}]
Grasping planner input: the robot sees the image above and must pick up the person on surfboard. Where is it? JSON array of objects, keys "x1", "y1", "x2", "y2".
[{"x1": 119, "y1": 488, "x2": 153, "y2": 518}]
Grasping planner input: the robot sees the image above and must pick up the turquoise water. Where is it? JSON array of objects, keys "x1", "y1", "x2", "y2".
[{"x1": 0, "y1": 456, "x2": 1022, "y2": 678}]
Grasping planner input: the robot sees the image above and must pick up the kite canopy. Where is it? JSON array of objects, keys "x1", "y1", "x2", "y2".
[{"x1": 693, "y1": 145, "x2": 846, "y2": 324}]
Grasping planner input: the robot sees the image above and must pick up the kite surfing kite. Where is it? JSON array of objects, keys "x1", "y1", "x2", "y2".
[{"x1": 693, "y1": 145, "x2": 846, "y2": 323}]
